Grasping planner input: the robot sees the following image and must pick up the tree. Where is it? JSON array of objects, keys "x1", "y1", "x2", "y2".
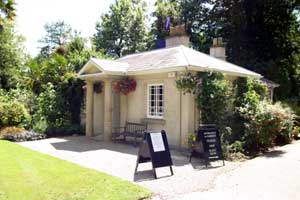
[
  {"x1": 0, "y1": 0, "x2": 16, "y2": 32},
  {"x1": 151, "y1": 0, "x2": 181, "y2": 41},
  {"x1": 151, "y1": 0, "x2": 213, "y2": 51},
  {"x1": 26, "y1": 35, "x2": 107, "y2": 130},
  {"x1": 38, "y1": 20, "x2": 73, "y2": 56},
  {"x1": 157, "y1": 0, "x2": 300, "y2": 100},
  {"x1": 208, "y1": 0, "x2": 300, "y2": 100},
  {"x1": 94, "y1": 0, "x2": 149, "y2": 57},
  {"x1": 0, "y1": 19, "x2": 25, "y2": 89}
]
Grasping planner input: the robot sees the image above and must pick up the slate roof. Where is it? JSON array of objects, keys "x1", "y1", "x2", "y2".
[
  {"x1": 260, "y1": 78, "x2": 280, "y2": 88},
  {"x1": 78, "y1": 45, "x2": 262, "y2": 78},
  {"x1": 89, "y1": 58, "x2": 128, "y2": 73}
]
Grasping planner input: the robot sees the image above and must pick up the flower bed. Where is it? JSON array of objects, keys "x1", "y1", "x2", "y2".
[{"x1": 0, "y1": 126, "x2": 46, "y2": 142}]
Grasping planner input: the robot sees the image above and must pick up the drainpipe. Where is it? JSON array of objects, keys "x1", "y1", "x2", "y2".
[{"x1": 179, "y1": 91, "x2": 182, "y2": 148}]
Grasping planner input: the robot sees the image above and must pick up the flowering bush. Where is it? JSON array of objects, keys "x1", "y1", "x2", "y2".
[
  {"x1": 258, "y1": 102, "x2": 294, "y2": 144},
  {"x1": 114, "y1": 77, "x2": 137, "y2": 95},
  {"x1": 238, "y1": 101, "x2": 295, "y2": 150}
]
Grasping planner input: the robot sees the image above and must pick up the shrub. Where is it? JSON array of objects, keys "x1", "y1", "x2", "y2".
[
  {"x1": 292, "y1": 126, "x2": 300, "y2": 139},
  {"x1": 238, "y1": 101, "x2": 295, "y2": 150},
  {"x1": 0, "y1": 101, "x2": 31, "y2": 128},
  {"x1": 257, "y1": 102, "x2": 295, "y2": 144},
  {"x1": 34, "y1": 80, "x2": 84, "y2": 136},
  {"x1": 32, "y1": 119, "x2": 48, "y2": 134},
  {"x1": 34, "y1": 83, "x2": 64, "y2": 128},
  {"x1": 0, "y1": 88, "x2": 37, "y2": 115},
  {"x1": 45, "y1": 123, "x2": 84, "y2": 136}
]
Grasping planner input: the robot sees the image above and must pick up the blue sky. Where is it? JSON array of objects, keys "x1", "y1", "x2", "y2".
[{"x1": 15, "y1": 0, "x2": 155, "y2": 56}]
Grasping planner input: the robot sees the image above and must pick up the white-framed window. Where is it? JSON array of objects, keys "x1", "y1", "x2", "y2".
[{"x1": 147, "y1": 84, "x2": 164, "y2": 119}]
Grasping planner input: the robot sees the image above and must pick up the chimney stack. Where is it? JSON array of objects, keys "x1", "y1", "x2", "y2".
[
  {"x1": 165, "y1": 25, "x2": 190, "y2": 48},
  {"x1": 210, "y1": 37, "x2": 226, "y2": 61}
]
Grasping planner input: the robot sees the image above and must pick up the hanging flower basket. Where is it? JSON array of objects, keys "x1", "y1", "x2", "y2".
[
  {"x1": 114, "y1": 77, "x2": 137, "y2": 95},
  {"x1": 94, "y1": 82, "x2": 103, "y2": 94}
]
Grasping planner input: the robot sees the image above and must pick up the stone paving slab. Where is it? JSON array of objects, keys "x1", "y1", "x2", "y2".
[
  {"x1": 19, "y1": 136, "x2": 240, "y2": 199},
  {"x1": 169, "y1": 140, "x2": 300, "y2": 200}
]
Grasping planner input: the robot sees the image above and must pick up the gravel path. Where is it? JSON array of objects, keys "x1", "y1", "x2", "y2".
[{"x1": 18, "y1": 136, "x2": 240, "y2": 199}]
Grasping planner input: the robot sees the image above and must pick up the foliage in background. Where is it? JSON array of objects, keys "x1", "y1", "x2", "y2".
[
  {"x1": 210, "y1": 0, "x2": 300, "y2": 101},
  {"x1": 24, "y1": 23, "x2": 108, "y2": 135},
  {"x1": 0, "y1": 0, "x2": 16, "y2": 33},
  {"x1": 151, "y1": 0, "x2": 213, "y2": 51},
  {"x1": 151, "y1": 0, "x2": 182, "y2": 41},
  {"x1": 0, "y1": 19, "x2": 26, "y2": 89},
  {"x1": 94, "y1": 0, "x2": 150, "y2": 57},
  {"x1": 38, "y1": 20, "x2": 74, "y2": 57},
  {"x1": 153, "y1": 0, "x2": 300, "y2": 102}
]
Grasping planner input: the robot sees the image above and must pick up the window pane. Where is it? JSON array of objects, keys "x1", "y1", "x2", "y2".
[
  {"x1": 159, "y1": 95, "x2": 163, "y2": 101},
  {"x1": 159, "y1": 101, "x2": 162, "y2": 107},
  {"x1": 151, "y1": 87, "x2": 155, "y2": 94},
  {"x1": 159, "y1": 87, "x2": 163, "y2": 94},
  {"x1": 151, "y1": 95, "x2": 155, "y2": 101}
]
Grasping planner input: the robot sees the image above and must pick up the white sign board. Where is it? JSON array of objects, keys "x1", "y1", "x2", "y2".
[{"x1": 150, "y1": 132, "x2": 165, "y2": 152}]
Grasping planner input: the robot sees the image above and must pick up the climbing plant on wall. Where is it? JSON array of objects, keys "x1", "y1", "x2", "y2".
[{"x1": 176, "y1": 72, "x2": 233, "y2": 126}]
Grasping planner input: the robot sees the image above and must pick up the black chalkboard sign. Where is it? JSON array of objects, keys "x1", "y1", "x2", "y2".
[
  {"x1": 134, "y1": 130, "x2": 173, "y2": 179},
  {"x1": 199, "y1": 127, "x2": 225, "y2": 167}
]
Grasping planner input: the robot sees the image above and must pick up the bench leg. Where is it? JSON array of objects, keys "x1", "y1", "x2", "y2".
[{"x1": 134, "y1": 136, "x2": 137, "y2": 147}]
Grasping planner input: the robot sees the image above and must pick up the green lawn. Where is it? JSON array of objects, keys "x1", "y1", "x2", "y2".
[{"x1": 0, "y1": 140, "x2": 151, "y2": 200}]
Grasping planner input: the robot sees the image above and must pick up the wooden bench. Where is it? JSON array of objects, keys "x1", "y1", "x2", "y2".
[{"x1": 112, "y1": 121, "x2": 148, "y2": 146}]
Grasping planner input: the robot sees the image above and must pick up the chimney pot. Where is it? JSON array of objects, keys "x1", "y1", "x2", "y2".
[
  {"x1": 165, "y1": 25, "x2": 190, "y2": 48},
  {"x1": 210, "y1": 37, "x2": 226, "y2": 60}
]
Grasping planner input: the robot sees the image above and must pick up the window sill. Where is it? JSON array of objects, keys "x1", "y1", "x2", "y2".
[{"x1": 141, "y1": 118, "x2": 166, "y2": 125}]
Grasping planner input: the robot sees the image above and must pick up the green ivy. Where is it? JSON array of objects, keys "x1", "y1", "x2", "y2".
[{"x1": 176, "y1": 72, "x2": 233, "y2": 127}]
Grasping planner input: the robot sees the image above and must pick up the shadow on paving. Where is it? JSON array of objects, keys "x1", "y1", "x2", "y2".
[
  {"x1": 171, "y1": 151, "x2": 224, "y2": 170},
  {"x1": 50, "y1": 137, "x2": 138, "y2": 155},
  {"x1": 262, "y1": 150, "x2": 286, "y2": 158},
  {"x1": 50, "y1": 136, "x2": 221, "y2": 172}
]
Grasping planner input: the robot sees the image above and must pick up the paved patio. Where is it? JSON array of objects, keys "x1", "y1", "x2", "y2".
[{"x1": 19, "y1": 136, "x2": 239, "y2": 199}]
